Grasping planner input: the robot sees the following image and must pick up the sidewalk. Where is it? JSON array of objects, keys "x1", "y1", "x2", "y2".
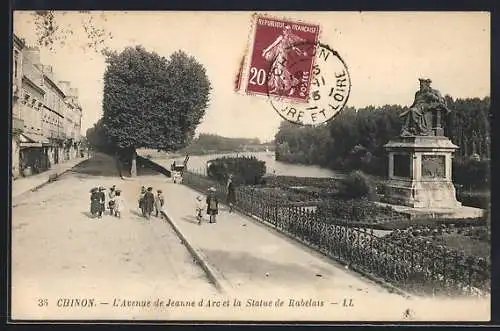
[
  {"x1": 12, "y1": 157, "x2": 86, "y2": 199},
  {"x1": 160, "y1": 183, "x2": 490, "y2": 321}
]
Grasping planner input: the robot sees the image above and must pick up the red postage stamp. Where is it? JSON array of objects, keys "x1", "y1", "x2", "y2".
[{"x1": 244, "y1": 15, "x2": 321, "y2": 102}]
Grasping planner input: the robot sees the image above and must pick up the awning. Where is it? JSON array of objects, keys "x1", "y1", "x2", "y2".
[{"x1": 19, "y1": 133, "x2": 43, "y2": 148}]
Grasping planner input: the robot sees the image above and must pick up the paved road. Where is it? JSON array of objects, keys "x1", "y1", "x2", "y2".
[
  {"x1": 10, "y1": 153, "x2": 490, "y2": 321},
  {"x1": 11, "y1": 154, "x2": 218, "y2": 321}
]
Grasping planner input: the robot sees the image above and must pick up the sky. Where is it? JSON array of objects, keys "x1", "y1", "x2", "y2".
[{"x1": 13, "y1": 11, "x2": 490, "y2": 142}]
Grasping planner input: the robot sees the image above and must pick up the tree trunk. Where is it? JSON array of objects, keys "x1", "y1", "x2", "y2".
[
  {"x1": 130, "y1": 148, "x2": 137, "y2": 177},
  {"x1": 115, "y1": 152, "x2": 123, "y2": 179}
]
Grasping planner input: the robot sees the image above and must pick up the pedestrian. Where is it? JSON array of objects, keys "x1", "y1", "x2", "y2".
[
  {"x1": 90, "y1": 187, "x2": 100, "y2": 218},
  {"x1": 113, "y1": 190, "x2": 126, "y2": 218},
  {"x1": 108, "y1": 185, "x2": 116, "y2": 216},
  {"x1": 226, "y1": 174, "x2": 236, "y2": 213},
  {"x1": 206, "y1": 187, "x2": 219, "y2": 224},
  {"x1": 138, "y1": 186, "x2": 146, "y2": 216},
  {"x1": 143, "y1": 187, "x2": 155, "y2": 220},
  {"x1": 97, "y1": 186, "x2": 106, "y2": 218},
  {"x1": 154, "y1": 189, "x2": 165, "y2": 219},
  {"x1": 195, "y1": 195, "x2": 205, "y2": 225}
]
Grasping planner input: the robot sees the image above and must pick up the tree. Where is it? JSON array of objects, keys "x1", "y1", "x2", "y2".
[
  {"x1": 85, "y1": 118, "x2": 113, "y2": 153},
  {"x1": 102, "y1": 46, "x2": 211, "y2": 176}
]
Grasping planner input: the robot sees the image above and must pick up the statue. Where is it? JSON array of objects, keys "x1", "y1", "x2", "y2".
[{"x1": 400, "y1": 78, "x2": 450, "y2": 136}]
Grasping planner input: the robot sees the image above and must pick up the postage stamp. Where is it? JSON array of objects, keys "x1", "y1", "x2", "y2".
[
  {"x1": 244, "y1": 15, "x2": 321, "y2": 103},
  {"x1": 243, "y1": 15, "x2": 351, "y2": 126}
]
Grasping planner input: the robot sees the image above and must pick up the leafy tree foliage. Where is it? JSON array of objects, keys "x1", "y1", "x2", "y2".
[
  {"x1": 85, "y1": 118, "x2": 114, "y2": 153},
  {"x1": 101, "y1": 46, "x2": 211, "y2": 174},
  {"x1": 207, "y1": 156, "x2": 266, "y2": 185},
  {"x1": 275, "y1": 97, "x2": 490, "y2": 188}
]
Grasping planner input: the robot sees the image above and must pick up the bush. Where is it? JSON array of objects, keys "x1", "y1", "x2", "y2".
[
  {"x1": 338, "y1": 170, "x2": 376, "y2": 199},
  {"x1": 207, "y1": 156, "x2": 266, "y2": 185},
  {"x1": 453, "y1": 158, "x2": 490, "y2": 190},
  {"x1": 457, "y1": 190, "x2": 490, "y2": 209}
]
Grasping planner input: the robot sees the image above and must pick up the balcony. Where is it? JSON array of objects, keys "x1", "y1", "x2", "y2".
[{"x1": 12, "y1": 118, "x2": 24, "y2": 134}]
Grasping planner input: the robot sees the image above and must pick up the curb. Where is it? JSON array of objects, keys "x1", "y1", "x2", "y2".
[{"x1": 160, "y1": 210, "x2": 231, "y2": 294}]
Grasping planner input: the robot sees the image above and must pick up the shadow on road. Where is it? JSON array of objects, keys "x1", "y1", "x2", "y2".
[
  {"x1": 71, "y1": 152, "x2": 167, "y2": 178},
  {"x1": 81, "y1": 211, "x2": 93, "y2": 218},
  {"x1": 72, "y1": 153, "x2": 121, "y2": 177},
  {"x1": 181, "y1": 215, "x2": 200, "y2": 225}
]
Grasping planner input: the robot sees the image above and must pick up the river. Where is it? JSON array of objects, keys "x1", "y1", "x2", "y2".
[{"x1": 140, "y1": 150, "x2": 340, "y2": 178}]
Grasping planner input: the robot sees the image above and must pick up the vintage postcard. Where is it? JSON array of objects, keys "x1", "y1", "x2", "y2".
[{"x1": 10, "y1": 11, "x2": 491, "y2": 323}]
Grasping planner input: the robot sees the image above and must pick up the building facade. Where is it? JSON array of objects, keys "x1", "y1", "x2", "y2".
[
  {"x1": 12, "y1": 34, "x2": 84, "y2": 179},
  {"x1": 12, "y1": 35, "x2": 25, "y2": 178}
]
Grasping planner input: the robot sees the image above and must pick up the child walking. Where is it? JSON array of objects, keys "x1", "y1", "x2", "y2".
[
  {"x1": 195, "y1": 195, "x2": 204, "y2": 225},
  {"x1": 113, "y1": 190, "x2": 126, "y2": 218},
  {"x1": 206, "y1": 187, "x2": 219, "y2": 224}
]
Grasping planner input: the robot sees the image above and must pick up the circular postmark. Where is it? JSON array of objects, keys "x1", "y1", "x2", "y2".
[{"x1": 265, "y1": 42, "x2": 351, "y2": 126}]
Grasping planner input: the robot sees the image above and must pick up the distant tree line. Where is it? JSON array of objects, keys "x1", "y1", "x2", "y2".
[
  {"x1": 275, "y1": 96, "x2": 490, "y2": 189},
  {"x1": 178, "y1": 133, "x2": 268, "y2": 155}
]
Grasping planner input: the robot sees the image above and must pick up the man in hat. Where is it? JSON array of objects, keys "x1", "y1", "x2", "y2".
[
  {"x1": 226, "y1": 174, "x2": 236, "y2": 213},
  {"x1": 154, "y1": 189, "x2": 165, "y2": 219},
  {"x1": 206, "y1": 187, "x2": 219, "y2": 223},
  {"x1": 97, "y1": 187, "x2": 106, "y2": 218},
  {"x1": 143, "y1": 187, "x2": 155, "y2": 219},
  {"x1": 138, "y1": 186, "x2": 146, "y2": 216}
]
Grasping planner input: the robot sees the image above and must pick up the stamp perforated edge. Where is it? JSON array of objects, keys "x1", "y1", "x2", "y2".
[{"x1": 241, "y1": 13, "x2": 323, "y2": 101}]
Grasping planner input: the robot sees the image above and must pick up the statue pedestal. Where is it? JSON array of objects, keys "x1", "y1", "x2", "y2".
[{"x1": 383, "y1": 136, "x2": 461, "y2": 209}]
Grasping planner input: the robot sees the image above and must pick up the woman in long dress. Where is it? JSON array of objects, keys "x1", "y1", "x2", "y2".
[
  {"x1": 90, "y1": 187, "x2": 100, "y2": 218},
  {"x1": 262, "y1": 25, "x2": 309, "y2": 96}
]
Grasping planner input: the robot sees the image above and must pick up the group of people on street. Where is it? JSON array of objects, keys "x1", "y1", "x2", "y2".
[
  {"x1": 89, "y1": 185, "x2": 125, "y2": 218},
  {"x1": 138, "y1": 186, "x2": 165, "y2": 220}
]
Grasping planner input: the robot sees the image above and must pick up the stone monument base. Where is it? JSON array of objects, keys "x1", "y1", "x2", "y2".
[
  {"x1": 383, "y1": 179, "x2": 461, "y2": 209},
  {"x1": 375, "y1": 201, "x2": 484, "y2": 220},
  {"x1": 383, "y1": 135, "x2": 462, "y2": 210}
]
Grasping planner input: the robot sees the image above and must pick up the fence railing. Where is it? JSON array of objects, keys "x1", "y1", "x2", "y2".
[{"x1": 182, "y1": 170, "x2": 490, "y2": 297}]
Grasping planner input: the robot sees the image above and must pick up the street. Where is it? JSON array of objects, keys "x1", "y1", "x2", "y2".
[
  {"x1": 11, "y1": 153, "x2": 218, "y2": 320},
  {"x1": 11, "y1": 153, "x2": 490, "y2": 321}
]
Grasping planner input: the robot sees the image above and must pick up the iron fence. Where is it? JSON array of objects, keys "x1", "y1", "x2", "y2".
[{"x1": 183, "y1": 170, "x2": 490, "y2": 296}]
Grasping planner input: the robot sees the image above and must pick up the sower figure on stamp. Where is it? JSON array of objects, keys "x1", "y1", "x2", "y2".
[
  {"x1": 400, "y1": 78, "x2": 450, "y2": 136},
  {"x1": 262, "y1": 25, "x2": 309, "y2": 96}
]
